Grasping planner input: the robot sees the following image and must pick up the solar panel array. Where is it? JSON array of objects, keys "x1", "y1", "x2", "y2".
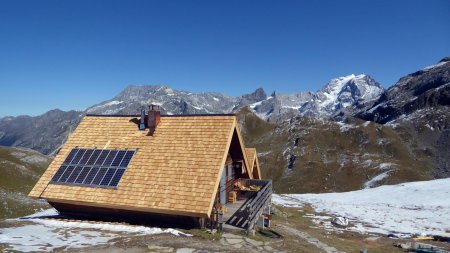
[{"x1": 50, "y1": 148, "x2": 136, "y2": 188}]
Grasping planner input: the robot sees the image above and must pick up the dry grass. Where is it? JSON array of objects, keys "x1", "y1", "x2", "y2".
[
  {"x1": 237, "y1": 109, "x2": 435, "y2": 194},
  {"x1": 272, "y1": 205, "x2": 405, "y2": 253},
  {"x1": 0, "y1": 146, "x2": 51, "y2": 218}
]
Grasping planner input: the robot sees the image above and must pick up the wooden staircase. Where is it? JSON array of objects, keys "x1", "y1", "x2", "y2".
[{"x1": 225, "y1": 179, "x2": 272, "y2": 232}]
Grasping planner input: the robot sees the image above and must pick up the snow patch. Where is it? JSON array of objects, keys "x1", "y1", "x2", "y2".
[
  {"x1": 335, "y1": 121, "x2": 355, "y2": 132},
  {"x1": 422, "y1": 61, "x2": 448, "y2": 71},
  {"x1": 0, "y1": 208, "x2": 190, "y2": 252},
  {"x1": 363, "y1": 170, "x2": 392, "y2": 189},
  {"x1": 257, "y1": 151, "x2": 272, "y2": 157},
  {"x1": 378, "y1": 163, "x2": 394, "y2": 170},
  {"x1": 87, "y1": 100, "x2": 124, "y2": 112},
  {"x1": 249, "y1": 96, "x2": 273, "y2": 109},
  {"x1": 272, "y1": 178, "x2": 450, "y2": 237},
  {"x1": 271, "y1": 194, "x2": 303, "y2": 208}
]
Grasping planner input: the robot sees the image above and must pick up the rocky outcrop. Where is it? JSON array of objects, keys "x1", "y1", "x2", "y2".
[{"x1": 358, "y1": 58, "x2": 450, "y2": 124}]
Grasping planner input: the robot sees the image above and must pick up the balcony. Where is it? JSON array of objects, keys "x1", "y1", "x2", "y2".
[{"x1": 222, "y1": 178, "x2": 272, "y2": 233}]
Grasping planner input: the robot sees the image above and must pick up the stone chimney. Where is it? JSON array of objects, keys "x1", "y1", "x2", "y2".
[{"x1": 148, "y1": 104, "x2": 160, "y2": 135}]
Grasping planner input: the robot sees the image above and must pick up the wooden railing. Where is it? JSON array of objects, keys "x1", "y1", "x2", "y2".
[{"x1": 236, "y1": 178, "x2": 272, "y2": 232}]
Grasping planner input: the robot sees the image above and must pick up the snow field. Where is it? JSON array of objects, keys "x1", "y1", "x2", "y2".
[{"x1": 273, "y1": 178, "x2": 450, "y2": 237}]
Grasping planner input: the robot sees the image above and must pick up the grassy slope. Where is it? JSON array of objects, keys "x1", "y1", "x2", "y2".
[
  {"x1": 0, "y1": 146, "x2": 51, "y2": 218},
  {"x1": 237, "y1": 107, "x2": 434, "y2": 193}
]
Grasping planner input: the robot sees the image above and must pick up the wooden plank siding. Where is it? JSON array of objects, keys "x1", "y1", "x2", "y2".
[{"x1": 245, "y1": 148, "x2": 262, "y2": 180}]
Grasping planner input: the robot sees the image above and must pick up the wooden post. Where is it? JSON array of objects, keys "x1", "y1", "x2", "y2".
[
  {"x1": 199, "y1": 218, "x2": 206, "y2": 229},
  {"x1": 218, "y1": 210, "x2": 223, "y2": 231}
]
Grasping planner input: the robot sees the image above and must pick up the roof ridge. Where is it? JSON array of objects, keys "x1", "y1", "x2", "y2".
[{"x1": 85, "y1": 114, "x2": 236, "y2": 117}]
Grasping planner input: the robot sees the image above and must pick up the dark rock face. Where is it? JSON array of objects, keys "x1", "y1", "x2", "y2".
[
  {"x1": 0, "y1": 110, "x2": 83, "y2": 155},
  {"x1": 233, "y1": 88, "x2": 267, "y2": 109},
  {"x1": 439, "y1": 57, "x2": 450, "y2": 63},
  {"x1": 356, "y1": 58, "x2": 450, "y2": 177},
  {"x1": 435, "y1": 129, "x2": 450, "y2": 178},
  {"x1": 358, "y1": 60, "x2": 450, "y2": 124}
]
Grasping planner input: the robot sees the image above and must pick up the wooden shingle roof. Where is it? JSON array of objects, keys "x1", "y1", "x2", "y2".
[
  {"x1": 29, "y1": 114, "x2": 248, "y2": 218},
  {"x1": 245, "y1": 148, "x2": 261, "y2": 179}
]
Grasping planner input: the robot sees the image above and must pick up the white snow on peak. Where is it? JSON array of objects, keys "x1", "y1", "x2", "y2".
[
  {"x1": 164, "y1": 87, "x2": 175, "y2": 95},
  {"x1": 272, "y1": 178, "x2": 450, "y2": 237},
  {"x1": 319, "y1": 74, "x2": 359, "y2": 105},
  {"x1": 86, "y1": 100, "x2": 124, "y2": 113},
  {"x1": 423, "y1": 61, "x2": 448, "y2": 71},
  {"x1": 249, "y1": 96, "x2": 273, "y2": 109},
  {"x1": 320, "y1": 74, "x2": 383, "y2": 107},
  {"x1": 316, "y1": 74, "x2": 378, "y2": 113}
]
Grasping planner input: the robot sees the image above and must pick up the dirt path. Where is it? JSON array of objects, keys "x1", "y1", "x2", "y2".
[{"x1": 278, "y1": 225, "x2": 346, "y2": 253}]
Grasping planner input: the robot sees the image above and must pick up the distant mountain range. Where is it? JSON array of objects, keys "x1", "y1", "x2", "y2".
[
  {"x1": 0, "y1": 69, "x2": 389, "y2": 155},
  {"x1": 0, "y1": 57, "x2": 448, "y2": 193},
  {"x1": 84, "y1": 72, "x2": 385, "y2": 123}
]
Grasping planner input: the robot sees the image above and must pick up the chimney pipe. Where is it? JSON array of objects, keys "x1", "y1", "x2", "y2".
[
  {"x1": 139, "y1": 109, "x2": 146, "y2": 130},
  {"x1": 148, "y1": 104, "x2": 160, "y2": 135}
]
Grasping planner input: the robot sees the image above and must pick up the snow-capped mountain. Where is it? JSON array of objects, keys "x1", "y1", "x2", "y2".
[
  {"x1": 0, "y1": 75, "x2": 385, "y2": 154},
  {"x1": 248, "y1": 92, "x2": 314, "y2": 122},
  {"x1": 248, "y1": 74, "x2": 384, "y2": 121},
  {"x1": 312, "y1": 74, "x2": 384, "y2": 115},
  {"x1": 86, "y1": 85, "x2": 238, "y2": 115}
]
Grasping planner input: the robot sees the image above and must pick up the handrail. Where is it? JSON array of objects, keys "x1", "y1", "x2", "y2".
[{"x1": 240, "y1": 179, "x2": 272, "y2": 232}]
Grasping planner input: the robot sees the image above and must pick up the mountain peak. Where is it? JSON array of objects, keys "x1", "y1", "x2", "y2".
[
  {"x1": 251, "y1": 87, "x2": 267, "y2": 101},
  {"x1": 311, "y1": 73, "x2": 384, "y2": 116},
  {"x1": 439, "y1": 57, "x2": 450, "y2": 63}
]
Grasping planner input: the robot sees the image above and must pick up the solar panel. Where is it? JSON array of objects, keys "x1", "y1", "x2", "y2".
[
  {"x1": 92, "y1": 167, "x2": 108, "y2": 185},
  {"x1": 86, "y1": 150, "x2": 101, "y2": 165},
  {"x1": 100, "y1": 168, "x2": 116, "y2": 186},
  {"x1": 95, "y1": 150, "x2": 110, "y2": 166},
  {"x1": 63, "y1": 149, "x2": 79, "y2": 164},
  {"x1": 71, "y1": 149, "x2": 87, "y2": 164},
  {"x1": 109, "y1": 168, "x2": 126, "y2": 186},
  {"x1": 83, "y1": 166, "x2": 99, "y2": 184},
  {"x1": 50, "y1": 148, "x2": 135, "y2": 188},
  {"x1": 102, "y1": 150, "x2": 118, "y2": 166},
  {"x1": 111, "y1": 150, "x2": 126, "y2": 167},
  {"x1": 120, "y1": 151, "x2": 135, "y2": 167},
  {"x1": 75, "y1": 167, "x2": 91, "y2": 184},
  {"x1": 79, "y1": 150, "x2": 94, "y2": 164},
  {"x1": 51, "y1": 165, "x2": 67, "y2": 182},
  {"x1": 67, "y1": 166, "x2": 83, "y2": 183},
  {"x1": 59, "y1": 166, "x2": 75, "y2": 183}
]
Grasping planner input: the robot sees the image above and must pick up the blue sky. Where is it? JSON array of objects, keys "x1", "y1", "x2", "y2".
[{"x1": 0, "y1": 0, "x2": 449, "y2": 117}]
